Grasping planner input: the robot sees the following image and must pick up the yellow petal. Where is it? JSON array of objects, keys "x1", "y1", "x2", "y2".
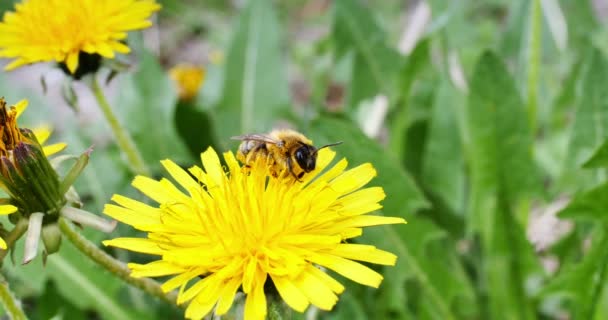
[
  {"x1": 42, "y1": 143, "x2": 67, "y2": 156},
  {"x1": 161, "y1": 159, "x2": 200, "y2": 194},
  {"x1": 336, "y1": 187, "x2": 386, "y2": 216},
  {"x1": 66, "y1": 51, "x2": 79, "y2": 73},
  {"x1": 200, "y1": 147, "x2": 225, "y2": 187},
  {"x1": 272, "y1": 275, "x2": 309, "y2": 312},
  {"x1": 330, "y1": 244, "x2": 397, "y2": 266},
  {"x1": 216, "y1": 276, "x2": 243, "y2": 315},
  {"x1": 329, "y1": 163, "x2": 377, "y2": 194},
  {"x1": 310, "y1": 254, "x2": 384, "y2": 288},
  {"x1": 293, "y1": 270, "x2": 338, "y2": 311},
  {"x1": 104, "y1": 204, "x2": 153, "y2": 229},
  {"x1": 132, "y1": 176, "x2": 173, "y2": 204},
  {"x1": 307, "y1": 265, "x2": 344, "y2": 294},
  {"x1": 338, "y1": 215, "x2": 407, "y2": 228},
  {"x1": 32, "y1": 125, "x2": 51, "y2": 144},
  {"x1": 185, "y1": 293, "x2": 218, "y2": 320},
  {"x1": 111, "y1": 194, "x2": 161, "y2": 220},
  {"x1": 102, "y1": 238, "x2": 163, "y2": 255},
  {"x1": 161, "y1": 267, "x2": 204, "y2": 293},
  {"x1": 0, "y1": 237, "x2": 6, "y2": 250},
  {"x1": 0, "y1": 205, "x2": 17, "y2": 215},
  {"x1": 13, "y1": 99, "x2": 28, "y2": 118},
  {"x1": 244, "y1": 279, "x2": 267, "y2": 320},
  {"x1": 127, "y1": 260, "x2": 186, "y2": 278}
]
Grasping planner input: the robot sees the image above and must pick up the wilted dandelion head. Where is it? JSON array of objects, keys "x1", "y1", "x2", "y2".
[
  {"x1": 0, "y1": 98, "x2": 66, "y2": 249},
  {"x1": 104, "y1": 146, "x2": 405, "y2": 319},
  {"x1": 0, "y1": 0, "x2": 161, "y2": 74}
]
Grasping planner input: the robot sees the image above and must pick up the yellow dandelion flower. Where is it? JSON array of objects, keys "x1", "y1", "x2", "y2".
[
  {"x1": 104, "y1": 147, "x2": 405, "y2": 319},
  {"x1": 169, "y1": 64, "x2": 206, "y2": 102},
  {"x1": 0, "y1": 0, "x2": 161, "y2": 73}
]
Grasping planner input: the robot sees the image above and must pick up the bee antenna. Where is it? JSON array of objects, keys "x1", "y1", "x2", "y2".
[{"x1": 314, "y1": 141, "x2": 343, "y2": 155}]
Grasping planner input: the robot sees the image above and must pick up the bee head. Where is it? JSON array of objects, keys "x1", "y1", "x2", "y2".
[
  {"x1": 295, "y1": 144, "x2": 316, "y2": 172},
  {"x1": 295, "y1": 141, "x2": 343, "y2": 173}
]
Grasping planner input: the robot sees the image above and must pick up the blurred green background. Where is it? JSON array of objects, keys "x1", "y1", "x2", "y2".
[{"x1": 1, "y1": 0, "x2": 608, "y2": 319}]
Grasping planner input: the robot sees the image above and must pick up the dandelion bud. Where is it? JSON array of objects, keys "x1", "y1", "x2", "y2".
[{"x1": 41, "y1": 223, "x2": 62, "y2": 255}]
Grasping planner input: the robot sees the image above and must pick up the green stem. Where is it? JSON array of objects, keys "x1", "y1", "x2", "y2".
[
  {"x1": 90, "y1": 77, "x2": 150, "y2": 176},
  {"x1": 0, "y1": 219, "x2": 29, "y2": 262},
  {"x1": 527, "y1": 0, "x2": 541, "y2": 133},
  {"x1": 0, "y1": 275, "x2": 27, "y2": 320},
  {"x1": 268, "y1": 296, "x2": 291, "y2": 320},
  {"x1": 57, "y1": 218, "x2": 176, "y2": 306}
]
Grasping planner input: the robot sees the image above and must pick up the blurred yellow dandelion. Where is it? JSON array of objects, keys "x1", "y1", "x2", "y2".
[
  {"x1": 104, "y1": 147, "x2": 405, "y2": 319},
  {"x1": 169, "y1": 64, "x2": 206, "y2": 101},
  {"x1": 0, "y1": 0, "x2": 161, "y2": 73}
]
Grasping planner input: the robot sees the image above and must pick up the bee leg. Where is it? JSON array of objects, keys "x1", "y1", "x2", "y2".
[{"x1": 286, "y1": 157, "x2": 303, "y2": 182}]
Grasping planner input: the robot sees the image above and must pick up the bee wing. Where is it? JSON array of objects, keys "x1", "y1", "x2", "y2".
[{"x1": 230, "y1": 133, "x2": 280, "y2": 145}]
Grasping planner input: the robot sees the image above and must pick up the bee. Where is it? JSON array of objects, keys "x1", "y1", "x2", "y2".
[{"x1": 231, "y1": 129, "x2": 342, "y2": 180}]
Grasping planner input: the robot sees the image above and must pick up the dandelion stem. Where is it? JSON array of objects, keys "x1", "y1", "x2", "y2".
[
  {"x1": 0, "y1": 219, "x2": 29, "y2": 262},
  {"x1": 90, "y1": 77, "x2": 150, "y2": 176},
  {"x1": 268, "y1": 296, "x2": 291, "y2": 320},
  {"x1": 0, "y1": 275, "x2": 27, "y2": 320},
  {"x1": 57, "y1": 217, "x2": 177, "y2": 306}
]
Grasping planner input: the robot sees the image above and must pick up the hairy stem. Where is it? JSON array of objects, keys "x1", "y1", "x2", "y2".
[
  {"x1": 90, "y1": 77, "x2": 150, "y2": 176},
  {"x1": 58, "y1": 218, "x2": 176, "y2": 306}
]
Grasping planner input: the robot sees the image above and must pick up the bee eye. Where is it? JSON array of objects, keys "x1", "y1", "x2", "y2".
[
  {"x1": 295, "y1": 147, "x2": 307, "y2": 164},
  {"x1": 295, "y1": 146, "x2": 316, "y2": 172}
]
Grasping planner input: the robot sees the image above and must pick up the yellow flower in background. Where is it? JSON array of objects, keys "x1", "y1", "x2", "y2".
[
  {"x1": 0, "y1": 0, "x2": 161, "y2": 73},
  {"x1": 169, "y1": 64, "x2": 206, "y2": 101},
  {"x1": 104, "y1": 147, "x2": 405, "y2": 319}
]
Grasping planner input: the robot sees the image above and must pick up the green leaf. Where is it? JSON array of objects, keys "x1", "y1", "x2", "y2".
[
  {"x1": 559, "y1": 183, "x2": 608, "y2": 223},
  {"x1": 560, "y1": 0, "x2": 598, "y2": 50},
  {"x1": 421, "y1": 80, "x2": 466, "y2": 214},
  {"x1": 332, "y1": 0, "x2": 401, "y2": 108},
  {"x1": 542, "y1": 227, "x2": 608, "y2": 320},
  {"x1": 388, "y1": 39, "x2": 433, "y2": 162},
  {"x1": 583, "y1": 139, "x2": 608, "y2": 168},
  {"x1": 466, "y1": 51, "x2": 542, "y2": 320},
  {"x1": 308, "y1": 116, "x2": 428, "y2": 216},
  {"x1": 567, "y1": 47, "x2": 608, "y2": 168},
  {"x1": 115, "y1": 50, "x2": 191, "y2": 172},
  {"x1": 174, "y1": 101, "x2": 220, "y2": 158},
  {"x1": 367, "y1": 218, "x2": 477, "y2": 320},
  {"x1": 467, "y1": 51, "x2": 540, "y2": 227},
  {"x1": 214, "y1": 0, "x2": 290, "y2": 142}
]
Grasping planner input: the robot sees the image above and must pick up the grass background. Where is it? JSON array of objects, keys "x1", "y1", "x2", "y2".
[{"x1": 1, "y1": 0, "x2": 608, "y2": 319}]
